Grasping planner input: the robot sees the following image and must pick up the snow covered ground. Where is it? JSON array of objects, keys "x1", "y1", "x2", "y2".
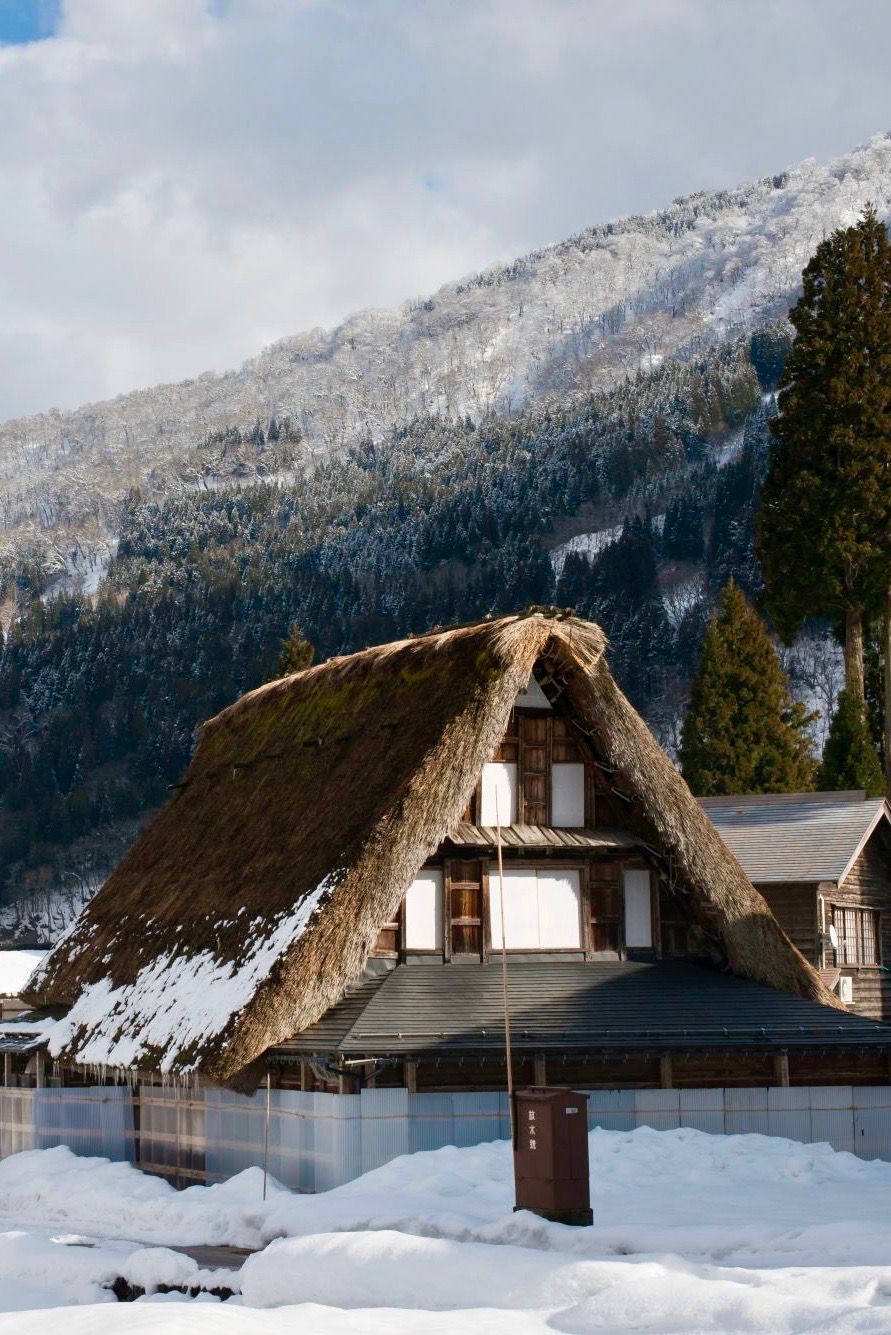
[{"x1": 2, "y1": 1125, "x2": 891, "y2": 1330}]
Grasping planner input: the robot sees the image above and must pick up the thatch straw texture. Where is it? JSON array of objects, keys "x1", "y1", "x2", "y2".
[{"x1": 27, "y1": 611, "x2": 839, "y2": 1084}]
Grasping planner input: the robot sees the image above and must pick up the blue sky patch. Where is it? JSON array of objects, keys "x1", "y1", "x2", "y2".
[{"x1": 0, "y1": 0, "x2": 59, "y2": 45}]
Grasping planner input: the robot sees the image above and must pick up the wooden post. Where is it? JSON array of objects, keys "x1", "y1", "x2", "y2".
[
  {"x1": 773, "y1": 1052, "x2": 790, "y2": 1088},
  {"x1": 534, "y1": 1053, "x2": 546, "y2": 1087},
  {"x1": 300, "y1": 1060, "x2": 312, "y2": 1092},
  {"x1": 262, "y1": 1071, "x2": 271, "y2": 1201},
  {"x1": 659, "y1": 1055, "x2": 673, "y2": 1089},
  {"x1": 130, "y1": 1083, "x2": 140, "y2": 1169},
  {"x1": 35, "y1": 1050, "x2": 44, "y2": 1090},
  {"x1": 884, "y1": 583, "x2": 891, "y2": 793},
  {"x1": 404, "y1": 1059, "x2": 418, "y2": 1094}
]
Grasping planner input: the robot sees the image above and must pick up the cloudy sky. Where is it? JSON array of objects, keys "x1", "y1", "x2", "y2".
[{"x1": 1, "y1": 0, "x2": 890, "y2": 422}]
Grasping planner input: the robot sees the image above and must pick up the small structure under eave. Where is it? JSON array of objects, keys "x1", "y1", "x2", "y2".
[
  {"x1": 23, "y1": 611, "x2": 891, "y2": 1096},
  {"x1": 701, "y1": 791, "x2": 891, "y2": 1022}
]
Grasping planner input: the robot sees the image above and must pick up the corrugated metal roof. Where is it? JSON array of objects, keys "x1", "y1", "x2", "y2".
[
  {"x1": 699, "y1": 792, "x2": 891, "y2": 884},
  {"x1": 277, "y1": 958, "x2": 891, "y2": 1055},
  {"x1": 445, "y1": 823, "x2": 641, "y2": 850}
]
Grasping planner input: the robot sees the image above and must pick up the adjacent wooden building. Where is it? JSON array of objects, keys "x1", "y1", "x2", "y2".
[
  {"x1": 22, "y1": 612, "x2": 891, "y2": 1096},
  {"x1": 701, "y1": 792, "x2": 891, "y2": 1022}
]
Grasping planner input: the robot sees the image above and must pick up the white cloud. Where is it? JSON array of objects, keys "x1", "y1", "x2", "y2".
[{"x1": 0, "y1": 0, "x2": 890, "y2": 420}]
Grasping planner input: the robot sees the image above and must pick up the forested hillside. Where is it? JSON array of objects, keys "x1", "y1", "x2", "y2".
[
  {"x1": 0, "y1": 330, "x2": 805, "y2": 934},
  {"x1": 2, "y1": 134, "x2": 891, "y2": 602}
]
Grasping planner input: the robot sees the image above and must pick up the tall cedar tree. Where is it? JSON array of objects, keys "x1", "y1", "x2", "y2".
[
  {"x1": 680, "y1": 580, "x2": 816, "y2": 795},
  {"x1": 819, "y1": 686, "x2": 885, "y2": 796},
  {"x1": 758, "y1": 208, "x2": 891, "y2": 725},
  {"x1": 277, "y1": 624, "x2": 315, "y2": 676}
]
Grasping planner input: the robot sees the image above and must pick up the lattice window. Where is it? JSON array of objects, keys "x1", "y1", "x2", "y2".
[{"x1": 833, "y1": 906, "x2": 880, "y2": 966}]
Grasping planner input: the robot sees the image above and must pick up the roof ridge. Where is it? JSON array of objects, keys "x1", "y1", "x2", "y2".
[{"x1": 699, "y1": 791, "x2": 869, "y2": 807}]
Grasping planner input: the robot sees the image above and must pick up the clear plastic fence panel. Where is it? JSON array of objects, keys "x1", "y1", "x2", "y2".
[
  {"x1": 634, "y1": 1089, "x2": 680, "y2": 1131},
  {"x1": 585, "y1": 1090, "x2": 634, "y2": 1132},
  {"x1": 852, "y1": 1087, "x2": 891, "y2": 1162},
  {"x1": 724, "y1": 1086, "x2": 769, "y2": 1136},
  {"x1": 406, "y1": 1092, "x2": 452, "y2": 1158},
  {"x1": 766, "y1": 1086, "x2": 812, "y2": 1145},
  {"x1": 449, "y1": 1091, "x2": 508, "y2": 1147},
  {"x1": 275, "y1": 1090, "x2": 362, "y2": 1193},
  {"x1": 679, "y1": 1088, "x2": 724, "y2": 1136},
  {"x1": 204, "y1": 1089, "x2": 266, "y2": 1182},
  {"x1": 33, "y1": 1086, "x2": 135, "y2": 1162},
  {"x1": 0, "y1": 1088, "x2": 34, "y2": 1157},
  {"x1": 138, "y1": 1085, "x2": 206, "y2": 1177},
  {"x1": 809, "y1": 1086, "x2": 855, "y2": 1154},
  {"x1": 361, "y1": 1088, "x2": 410, "y2": 1173}
]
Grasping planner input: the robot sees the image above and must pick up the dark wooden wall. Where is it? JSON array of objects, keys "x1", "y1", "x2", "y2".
[
  {"x1": 757, "y1": 884, "x2": 819, "y2": 963},
  {"x1": 833, "y1": 828, "x2": 891, "y2": 1021}
]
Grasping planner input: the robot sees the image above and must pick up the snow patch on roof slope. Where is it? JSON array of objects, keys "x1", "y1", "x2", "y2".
[
  {"x1": 47, "y1": 874, "x2": 337, "y2": 1071},
  {"x1": 0, "y1": 951, "x2": 46, "y2": 997}
]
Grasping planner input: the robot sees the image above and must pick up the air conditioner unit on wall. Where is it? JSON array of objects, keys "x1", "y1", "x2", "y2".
[{"x1": 838, "y1": 975, "x2": 854, "y2": 1005}]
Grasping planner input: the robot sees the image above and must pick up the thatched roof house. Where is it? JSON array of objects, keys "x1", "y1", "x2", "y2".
[{"x1": 27, "y1": 610, "x2": 848, "y2": 1088}]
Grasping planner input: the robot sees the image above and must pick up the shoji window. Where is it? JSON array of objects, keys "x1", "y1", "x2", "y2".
[
  {"x1": 623, "y1": 868, "x2": 653, "y2": 948},
  {"x1": 551, "y1": 764, "x2": 585, "y2": 826},
  {"x1": 404, "y1": 869, "x2": 443, "y2": 951},
  {"x1": 480, "y1": 762, "x2": 517, "y2": 825},
  {"x1": 551, "y1": 716, "x2": 587, "y2": 827},
  {"x1": 490, "y1": 867, "x2": 582, "y2": 949}
]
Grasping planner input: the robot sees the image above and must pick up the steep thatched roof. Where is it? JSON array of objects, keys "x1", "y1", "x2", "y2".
[{"x1": 27, "y1": 610, "x2": 839, "y2": 1084}]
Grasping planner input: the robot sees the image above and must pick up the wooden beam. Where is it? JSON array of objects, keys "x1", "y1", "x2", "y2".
[
  {"x1": 534, "y1": 1053, "x2": 547, "y2": 1087},
  {"x1": 659, "y1": 1055, "x2": 673, "y2": 1089},
  {"x1": 404, "y1": 1059, "x2": 418, "y2": 1094},
  {"x1": 300, "y1": 1060, "x2": 312, "y2": 1092},
  {"x1": 2, "y1": 1053, "x2": 9, "y2": 1087},
  {"x1": 35, "y1": 1050, "x2": 44, "y2": 1090},
  {"x1": 773, "y1": 1052, "x2": 790, "y2": 1088}
]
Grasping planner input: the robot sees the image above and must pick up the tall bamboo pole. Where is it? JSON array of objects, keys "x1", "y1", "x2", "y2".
[{"x1": 495, "y1": 790, "x2": 515, "y2": 1147}]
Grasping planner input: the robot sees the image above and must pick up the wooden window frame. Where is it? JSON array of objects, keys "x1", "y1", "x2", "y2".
[
  {"x1": 486, "y1": 702, "x2": 599, "y2": 831},
  {"x1": 831, "y1": 903, "x2": 882, "y2": 968}
]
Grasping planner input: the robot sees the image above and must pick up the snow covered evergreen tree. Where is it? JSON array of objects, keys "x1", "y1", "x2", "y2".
[{"x1": 680, "y1": 580, "x2": 816, "y2": 795}]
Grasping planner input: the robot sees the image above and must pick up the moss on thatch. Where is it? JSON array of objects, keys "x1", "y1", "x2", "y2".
[{"x1": 27, "y1": 611, "x2": 839, "y2": 1085}]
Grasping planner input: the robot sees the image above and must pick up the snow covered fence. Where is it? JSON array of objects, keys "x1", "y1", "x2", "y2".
[{"x1": 3, "y1": 1083, "x2": 891, "y2": 1187}]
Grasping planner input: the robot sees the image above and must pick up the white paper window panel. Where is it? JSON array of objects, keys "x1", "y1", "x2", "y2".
[
  {"x1": 490, "y1": 869, "x2": 539, "y2": 948},
  {"x1": 623, "y1": 868, "x2": 653, "y2": 947},
  {"x1": 551, "y1": 763, "x2": 585, "y2": 827},
  {"x1": 490, "y1": 868, "x2": 581, "y2": 949},
  {"x1": 480, "y1": 762, "x2": 518, "y2": 825},
  {"x1": 514, "y1": 676, "x2": 551, "y2": 709},
  {"x1": 404, "y1": 869, "x2": 443, "y2": 950},
  {"x1": 536, "y1": 870, "x2": 582, "y2": 947}
]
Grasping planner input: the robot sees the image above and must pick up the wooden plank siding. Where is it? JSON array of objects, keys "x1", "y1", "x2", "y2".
[
  {"x1": 757, "y1": 884, "x2": 819, "y2": 964},
  {"x1": 830, "y1": 829, "x2": 891, "y2": 1021},
  {"x1": 753, "y1": 830, "x2": 891, "y2": 1022}
]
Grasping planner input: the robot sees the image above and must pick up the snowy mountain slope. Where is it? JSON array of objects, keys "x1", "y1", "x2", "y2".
[{"x1": 2, "y1": 134, "x2": 891, "y2": 582}]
